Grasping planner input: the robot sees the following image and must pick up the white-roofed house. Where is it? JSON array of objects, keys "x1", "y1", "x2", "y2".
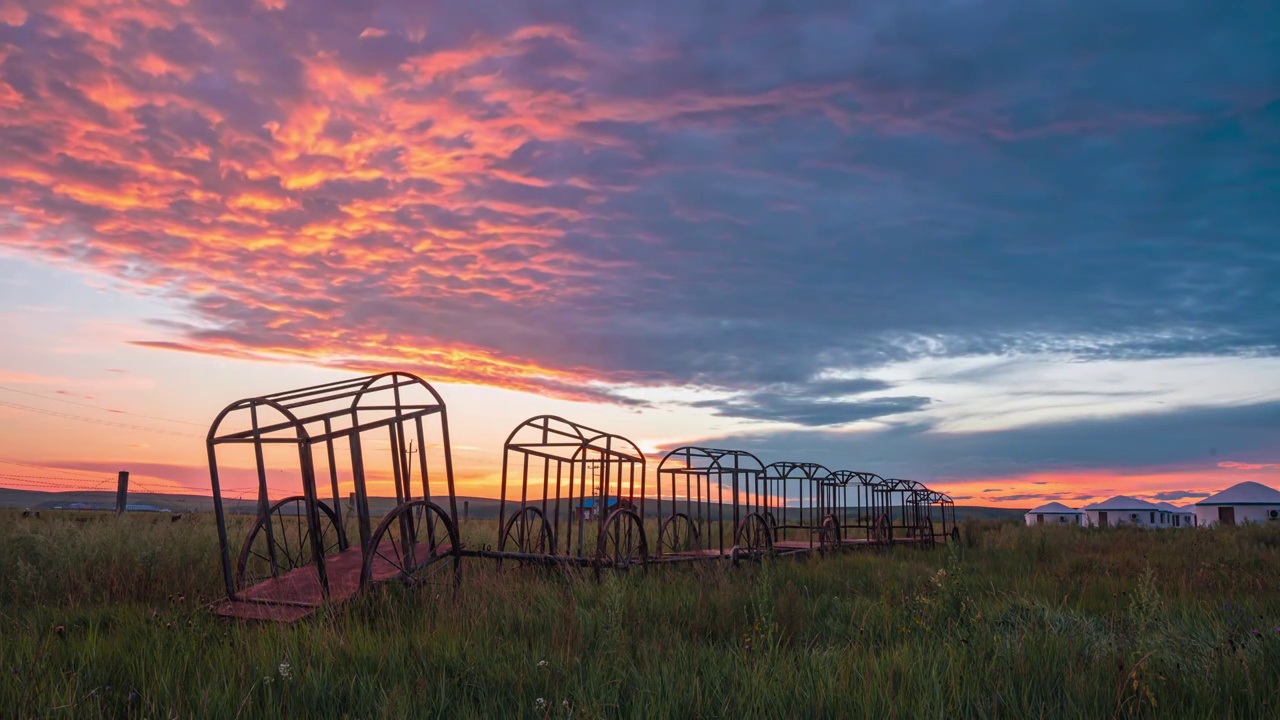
[
  {"x1": 1083, "y1": 496, "x2": 1162, "y2": 528},
  {"x1": 1155, "y1": 501, "x2": 1196, "y2": 528},
  {"x1": 1194, "y1": 481, "x2": 1280, "y2": 526},
  {"x1": 1024, "y1": 502, "x2": 1085, "y2": 526}
]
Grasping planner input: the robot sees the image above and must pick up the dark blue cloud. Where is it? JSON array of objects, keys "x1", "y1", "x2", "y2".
[
  {"x1": 684, "y1": 401, "x2": 1280, "y2": 481},
  {"x1": 1, "y1": 0, "x2": 1277, "y2": 417}
]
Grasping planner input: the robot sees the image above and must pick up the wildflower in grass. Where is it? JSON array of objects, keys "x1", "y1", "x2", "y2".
[
  {"x1": 535, "y1": 697, "x2": 547, "y2": 712},
  {"x1": 538, "y1": 659, "x2": 548, "y2": 668},
  {"x1": 54, "y1": 625, "x2": 65, "y2": 637},
  {"x1": 278, "y1": 660, "x2": 293, "y2": 680}
]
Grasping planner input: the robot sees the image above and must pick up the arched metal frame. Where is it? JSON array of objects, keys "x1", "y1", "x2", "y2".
[
  {"x1": 873, "y1": 478, "x2": 937, "y2": 546},
  {"x1": 487, "y1": 415, "x2": 648, "y2": 569},
  {"x1": 654, "y1": 447, "x2": 766, "y2": 561},
  {"x1": 206, "y1": 372, "x2": 460, "y2": 620},
  {"x1": 824, "y1": 470, "x2": 888, "y2": 546},
  {"x1": 760, "y1": 461, "x2": 835, "y2": 555},
  {"x1": 923, "y1": 490, "x2": 958, "y2": 544}
]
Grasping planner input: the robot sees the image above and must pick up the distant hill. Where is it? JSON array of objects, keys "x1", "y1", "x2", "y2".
[{"x1": 0, "y1": 487, "x2": 1026, "y2": 522}]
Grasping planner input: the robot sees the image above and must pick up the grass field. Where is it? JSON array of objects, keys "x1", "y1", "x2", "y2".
[{"x1": 2, "y1": 511, "x2": 1279, "y2": 718}]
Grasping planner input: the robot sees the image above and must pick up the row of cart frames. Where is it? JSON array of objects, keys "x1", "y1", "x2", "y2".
[{"x1": 206, "y1": 373, "x2": 956, "y2": 621}]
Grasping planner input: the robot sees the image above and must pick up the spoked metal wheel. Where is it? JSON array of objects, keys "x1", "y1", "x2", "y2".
[
  {"x1": 497, "y1": 506, "x2": 555, "y2": 568},
  {"x1": 732, "y1": 512, "x2": 773, "y2": 566},
  {"x1": 595, "y1": 509, "x2": 648, "y2": 576},
  {"x1": 360, "y1": 500, "x2": 460, "y2": 591},
  {"x1": 873, "y1": 514, "x2": 892, "y2": 546},
  {"x1": 818, "y1": 513, "x2": 842, "y2": 552},
  {"x1": 763, "y1": 511, "x2": 779, "y2": 533},
  {"x1": 658, "y1": 512, "x2": 700, "y2": 556},
  {"x1": 236, "y1": 496, "x2": 345, "y2": 591}
]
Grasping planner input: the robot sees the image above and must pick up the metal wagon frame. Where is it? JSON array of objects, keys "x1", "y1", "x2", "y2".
[
  {"x1": 477, "y1": 415, "x2": 649, "y2": 573},
  {"x1": 873, "y1": 478, "x2": 937, "y2": 547},
  {"x1": 652, "y1": 446, "x2": 769, "y2": 563},
  {"x1": 206, "y1": 372, "x2": 461, "y2": 621},
  {"x1": 824, "y1": 470, "x2": 891, "y2": 547},
  {"x1": 759, "y1": 461, "x2": 840, "y2": 557}
]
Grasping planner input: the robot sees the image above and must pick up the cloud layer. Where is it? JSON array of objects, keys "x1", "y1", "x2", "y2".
[{"x1": 1, "y1": 0, "x2": 1277, "y2": 425}]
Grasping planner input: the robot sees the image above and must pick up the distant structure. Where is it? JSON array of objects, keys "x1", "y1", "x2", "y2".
[
  {"x1": 1024, "y1": 502, "x2": 1084, "y2": 526},
  {"x1": 1083, "y1": 496, "x2": 1164, "y2": 528},
  {"x1": 1154, "y1": 501, "x2": 1196, "y2": 528},
  {"x1": 1194, "y1": 481, "x2": 1280, "y2": 526}
]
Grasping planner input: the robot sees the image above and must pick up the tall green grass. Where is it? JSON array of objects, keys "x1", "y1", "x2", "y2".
[{"x1": 2, "y1": 512, "x2": 1279, "y2": 718}]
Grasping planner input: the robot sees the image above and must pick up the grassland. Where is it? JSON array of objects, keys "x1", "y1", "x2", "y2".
[{"x1": 2, "y1": 511, "x2": 1279, "y2": 718}]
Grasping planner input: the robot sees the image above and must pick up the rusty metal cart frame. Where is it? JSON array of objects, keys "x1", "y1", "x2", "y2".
[
  {"x1": 478, "y1": 415, "x2": 648, "y2": 573},
  {"x1": 653, "y1": 447, "x2": 769, "y2": 563},
  {"x1": 873, "y1": 478, "x2": 936, "y2": 547},
  {"x1": 759, "y1": 461, "x2": 839, "y2": 557},
  {"x1": 924, "y1": 490, "x2": 959, "y2": 543},
  {"x1": 206, "y1": 372, "x2": 461, "y2": 621},
  {"x1": 824, "y1": 470, "x2": 891, "y2": 547}
]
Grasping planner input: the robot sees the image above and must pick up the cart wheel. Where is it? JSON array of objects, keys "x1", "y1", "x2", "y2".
[
  {"x1": 236, "y1": 496, "x2": 344, "y2": 591},
  {"x1": 763, "y1": 511, "x2": 779, "y2": 533},
  {"x1": 596, "y1": 509, "x2": 648, "y2": 576},
  {"x1": 818, "y1": 513, "x2": 841, "y2": 552},
  {"x1": 658, "y1": 512, "x2": 700, "y2": 555},
  {"x1": 361, "y1": 500, "x2": 460, "y2": 591},
  {"x1": 733, "y1": 512, "x2": 773, "y2": 564},
  {"x1": 873, "y1": 514, "x2": 891, "y2": 545},
  {"x1": 497, "y1": 506, "x2": 555, "y2": 568}
]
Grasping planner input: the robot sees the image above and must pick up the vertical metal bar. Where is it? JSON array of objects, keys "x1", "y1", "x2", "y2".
[
  {"x1": 716, "y1": 460, "x2": 724, "y2": 554},
  {"x1": 415, "y1": 416, "x2": 430, "y2": 504},
  {"x1": 392, "y1": 382, "x2": 412, "y2": 502},
  {"x1": 567, "y1": 456, "x2": 577, "y2": 558},
  {"x1": 389, "y1": 424, "x2": 405, "y2": 506},
  {"x1": 438, "y1": 406, "x2": 460, "y2": 531},
  {"x1": 249, "y1": 405, "x2": 279, "y2": 576},
  {"x1": 349, "y1": 430, "x2": 373, "y2": 550},
  {"x1": 552, "y1": 460, "x2": 563, "y2": 555},
  {"x1": 323, "y1": 418, "x2": 346, "y2": 549},
  {"x1": 541, "y1": 455, "x2": 550, "y2": 545},
  {"x1": 730, "y1": 457, "x2": 739, "y2": 540},
  {"x1": 576, "y1": 454, "x2": 587, "y2": 558},
  {"x1": 298, "y1": 442, "x2": 329, "y2": 597},
  {"x1": 207, "y1": 445, "x2": 236, "y2": 600}
]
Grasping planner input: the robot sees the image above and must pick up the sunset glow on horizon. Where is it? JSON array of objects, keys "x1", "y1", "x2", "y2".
[{"x1": 2, "y1": 1, "x2": 1278, "y2": 509}]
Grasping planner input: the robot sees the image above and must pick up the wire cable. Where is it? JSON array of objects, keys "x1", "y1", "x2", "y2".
[{"x1": 0, "y1": 385, "x2": 206, "y2": 427}]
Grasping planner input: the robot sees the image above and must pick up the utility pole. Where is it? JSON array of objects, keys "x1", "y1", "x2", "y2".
[{"x1": 115, "y1": 470, "x2": 129, "y2": 515}]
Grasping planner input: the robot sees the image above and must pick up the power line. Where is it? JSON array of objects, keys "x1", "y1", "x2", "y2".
[
  {"x1": 0, "y1": 385, "x2": 206, "y2": 427},
  {"x1": 0, "y1": 471, "x2": 110, "y2": 486},
  {"x1": 0, "y1": 460, "x2": 108, "y2": 479},
  {"x1": 0, "y1": 399, "x2": 202, "y2": 438}
]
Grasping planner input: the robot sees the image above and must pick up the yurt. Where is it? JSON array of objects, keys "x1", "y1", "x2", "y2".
[
  {"x1": 1154, "y1": 501, "x2": 1196, "y2": 528},
  {"x1": 1024, "y1": 502, "x2": 1085, "y2": 526},
  {"x1": 1194, "y1": 481, "x2": 1280, "y2": 526},
  {"x1": 1083, "y1": 496, "x2": 1162, "y2": 528}
]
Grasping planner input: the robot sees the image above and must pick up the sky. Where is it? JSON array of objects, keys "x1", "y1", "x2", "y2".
[{"x1": 0, "y1": 0, "x2": 1278, "y2": 508}]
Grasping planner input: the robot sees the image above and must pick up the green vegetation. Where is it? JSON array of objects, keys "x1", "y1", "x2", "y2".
[{"x1": 2, "y1": 511, "x2": 1279, "y2": 718}]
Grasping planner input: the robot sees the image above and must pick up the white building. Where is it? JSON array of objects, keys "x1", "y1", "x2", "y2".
[
  {"x1": 1024, "y1": 501, "x2": 1085, "y2": 526},
  {"x1": 1154, "y1": 501, "x2": 1196, "y2": 528},
  {"x1": 1194, "y1": 481, "x2": 1280, "y2": 526},
  {"x1": 1083, "y1": 496, "x2": 1163, "y2": 528}
]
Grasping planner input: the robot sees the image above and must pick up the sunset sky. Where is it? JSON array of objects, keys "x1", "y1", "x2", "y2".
[{"x1": 1, "y1": 0, "x2": 1278, "y2": 508}]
